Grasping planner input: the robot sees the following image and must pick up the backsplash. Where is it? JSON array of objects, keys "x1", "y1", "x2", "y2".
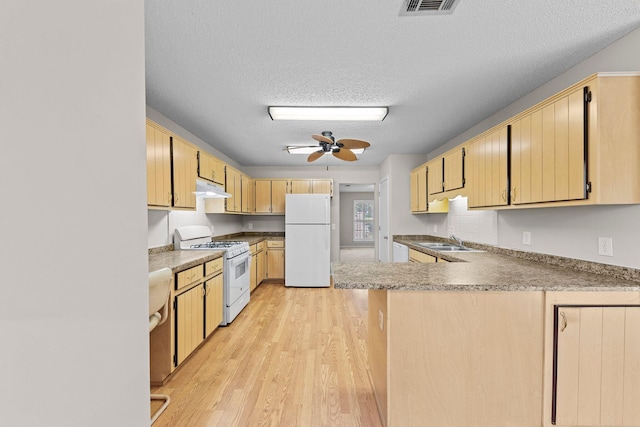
[{"x1": 427, "y1": 197, "x2": 498, "y2": 246}]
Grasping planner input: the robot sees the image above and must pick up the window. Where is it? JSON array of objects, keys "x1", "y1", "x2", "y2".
[{"x1": 353, "y1": 200, "x2": 374, "y2": 241}]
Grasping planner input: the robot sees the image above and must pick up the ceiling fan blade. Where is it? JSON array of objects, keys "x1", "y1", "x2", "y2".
[
  {"x1": 332, "y1": 148, "x2": 357, "y2": 161},
  {"x1": 336, "y1": 139, "x2": 371, "y2": 149},
  {"x1": 307, "y1": 150, "x2": 325, "y2": 162},
  {"x1": 312, "y1": 134, "x2": 333, "y2": 144}
]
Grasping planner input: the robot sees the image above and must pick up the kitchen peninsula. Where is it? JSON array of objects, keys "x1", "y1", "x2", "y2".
[{"x1": 332, "y1": 238, "x2": 640, "y2": 427}]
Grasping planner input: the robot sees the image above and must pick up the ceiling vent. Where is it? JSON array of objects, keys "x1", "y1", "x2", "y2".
[{"x1": 399, "y1": 0, "x2": 461, "y2": 16}]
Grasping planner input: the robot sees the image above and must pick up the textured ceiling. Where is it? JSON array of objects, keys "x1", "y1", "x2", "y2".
[{"x1": 145, "y1": 0, "x2": 640, "y2": 167}]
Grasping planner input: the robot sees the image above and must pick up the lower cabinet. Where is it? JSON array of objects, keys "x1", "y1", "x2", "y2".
[
  {"x1": 266, "y1": 240, "x2": 285, "y2": 279},
  {"x1": 370, "y1": 289, "x2": 640, "y2": 427},
  {"x1": 544, "y1": 292, "x2": 640, "y2": 427},
  {"x1": 150, "y1": 256, "x2": 224, "y2": 384},
  {"x1": 250, "y1": 240, "x2": 266, "y2": 291},
  {"x1": 408, "y1": 248, "x2": 437, "y2": 263}
]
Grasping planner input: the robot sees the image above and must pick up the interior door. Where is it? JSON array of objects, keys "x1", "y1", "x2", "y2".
[{"x1": 378, "y1": 177, "x2": 389, "y2": 262}]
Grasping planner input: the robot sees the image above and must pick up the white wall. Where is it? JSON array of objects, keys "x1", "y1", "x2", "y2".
[
  {"x1": 1, "y1": 2, "x2": 149, "y2": 426},
  {"x1": 426, "y1": 27, "x2": 640, "y2": 268}
]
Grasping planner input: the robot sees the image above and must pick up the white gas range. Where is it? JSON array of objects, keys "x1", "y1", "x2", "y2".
[{"x1": 174, "y1": 226, "x2": 250, "y2": 326}]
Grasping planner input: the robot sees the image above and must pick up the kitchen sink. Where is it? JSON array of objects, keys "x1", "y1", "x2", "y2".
[{"x1": 416, "y1": 242, "x2": 484, "y2": 252}]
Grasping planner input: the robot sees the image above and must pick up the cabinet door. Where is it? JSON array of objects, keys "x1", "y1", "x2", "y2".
[
  {"x1": 467, "y1": 127, "x2": 509, "y2": 208},
  {"x1": 312, "y1": 179, "x2": 333, "y2": 195},
  {"x1": 198, "y1": 151, "x2": 225, "y2": 186},
  {"x1": 257, "y1": 249, "x2": 266, "y2": 285},
  {"x1": 512, "y1": 87, "x2": 586, "y2": 205},
  {"x1": 172, "y1": 137, "x2": 197, "y2": 209},
  {"x1": 553, "y1": 305, "x2": 640, "y2": 426},
  {"x1": 290, "y1": 179, "x2": 311, "y2": 194},
  {"x1": 175, "y1": 284, "x2": 204, "y2": 365},
  {"x1": 225, "y1": 167, "x2": 241, "y2": 212},
  {"x1": 427, "y1": 159, "x2": 444, "y2": 196},
  {"x1": 408, "y1": 249, "x2": 436, "y2": 263},
  {"x1": 267, "y1": 247, "x2": 285, "y2": 279},
  {"x1": 271, "y1": 180, "x2": 289, "y2": 214},
  {"x1": 146, "y1": 123, "x2": 172, "y2": 207},
  {"x1": 444, "y1": 148, "x2": 465, "y2": 191},
  {"x1": 254, "y1": 180, "x2": 272, "y2": 213},
  {"x1": 241, "y1": 174, "x2": 252, "y2": 213},
  {"x1": 204, "y1": 275, "x2": 223, "y2": 338},
  {"x1": 250, "y1": 252, "x2": 258, "y2": 291},
  {"x1": 410, "y1": 170, "x2": 419, "y2": 212}
]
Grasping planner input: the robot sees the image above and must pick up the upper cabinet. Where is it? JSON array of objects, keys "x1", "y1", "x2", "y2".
[
  {"x1": 198, "y1": 151, "x2": 225, "y2": 186},
  {"x1": 146, "y1": 121, "x2": 172, "y2": 208},
  {"x1": 410, "y1": 166, "x2": 428, "y2": 213},
  {"x1": 241, "y1": 174, "x2": 253, "y2": 213},
  {"x1": 254, "y1": 179, "x2": 288, "y2": 214},
  {"x1": 415, "y1": 72, "x2": 640, "y2": 213},
  {"x1": 467, "y1": 125, "x2": 509, "y2": 208},
  {"x1": 290, "y1": 179, "x2": 333, "y2": 196},
  {"x1": 146, "y1": 120, "x2": 197, "y2": 210},
  {"x1": 171, "y1": 136, "x2": 198, "y2": 209}
]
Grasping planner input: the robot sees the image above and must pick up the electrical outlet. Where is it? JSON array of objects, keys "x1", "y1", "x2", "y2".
[
  {"x1": 522, "y1": 231, "x2": 531, "y2": 245},
  {"x1": 598, "y1": 237, "x2": 614, "y2": 256},
  {"x1": 433, "y1": 224, "x2": 437, "y2": 233},
  {"x1": 378, "y1": 309, "x2": 384, "y2": 331},
  {"x1": 247, "y1": 222, "x2": 253, "y2": 230}
]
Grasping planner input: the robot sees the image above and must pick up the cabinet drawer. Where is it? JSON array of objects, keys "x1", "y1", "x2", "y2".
[
  {"x1": 205, "y1": 257, "x2": 223, "y2": 276},
  {"x1": 267, "y1": 240, "x2": 284, "y2": 248},
  {"x1": 257, "y1": 241, "x2": 265, "y2": 252},
  {"x1": 176, "y1": 265, "x2": 203, "y2": 290},
  {"x1": 249, "y1": 244, "x2": 258, "y2": 255}
]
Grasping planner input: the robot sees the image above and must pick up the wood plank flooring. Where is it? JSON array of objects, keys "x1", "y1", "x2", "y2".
[{"x1": 151, "y1": 281, "x2": 382, "y2": 427}]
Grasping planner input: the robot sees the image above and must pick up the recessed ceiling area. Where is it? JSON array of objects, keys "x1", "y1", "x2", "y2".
[{"x1": 145, "y1": 1, "x2": 640, "y2": 167}]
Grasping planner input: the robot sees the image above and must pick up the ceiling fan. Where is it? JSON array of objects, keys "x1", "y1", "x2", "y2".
[{"x1": 303, "y1": 131, "x2": 371, "y2": 162}]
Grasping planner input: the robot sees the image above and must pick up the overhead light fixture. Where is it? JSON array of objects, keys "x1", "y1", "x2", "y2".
[
  {"x1": 269, "y1": 106, "x2": 388, "y2": 121},
  {"x1": 286, "y1": 146, "x2": 365, "y2": 155}
]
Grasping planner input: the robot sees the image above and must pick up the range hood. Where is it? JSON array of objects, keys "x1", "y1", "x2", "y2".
[{"x1": 194, "y1": 179, "x2": 231, "y2": 198}]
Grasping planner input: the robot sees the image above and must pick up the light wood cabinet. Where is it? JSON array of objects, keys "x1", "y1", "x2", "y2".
[
  {"x1": 427, "y1": 158, "x2": 443, "y2": 196},
  {"x1": 511, "y1": 86, "x2": 586, "y2": 205},
  {"x1": 174, "y1": 283, "x2": 204, "y2": 366},
  {"x1": 197, "y1": 150, "x2": 225, "y2": 186},
  {"x1": 204, "y1": 273, "x2": 223, "y2": 338},
  {"x1": 544, "y1": 291, "x2": 640, "y2": 427},
  {"x1": 171, "y1": 136, "x2": 198, "y2": 209},
  {"x1": 444, "y1": 148, "x2": 465, "y2": 192},
  {"x1": 241, "y1": 174, "x2": 253, "y2": 213},
  {"x1": 150, "y1": 256, "x2": 224, "y2": 385},
  {"x1": 467, "y1": 125, "x2": 509, "y2": 208},
  {"x1": 146, "y1": 122, "x2": 172, "y2": 208},
  {"x1": 254, "y1": 179, "x2": 289, "y2": 214},
  {"x1": 410, "y1": 166, "x2": 427, "y2": 213},
  {"x1": 266, "y1": 240, "x2": 285, "y2": 279},
  {"x1": 257, "y1": 242, "x2": 266, "y2": 284},
  {"x1": 223, "y1": 166, "x2": 242, "y2": 213},
  {"x1": 290, "y1": 179, "x2": 333, "y2": 196},
  {"x1": 408, "y1": 248, "x2": 436, "y2": 263}
]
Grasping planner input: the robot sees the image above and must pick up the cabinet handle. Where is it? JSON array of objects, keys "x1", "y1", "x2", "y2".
[
  {"x1": 501, "y1": 190, "x2": 506, "y2": 202},
  {"x1": 560, "y1": 311, "x2": 567, "y2": 332},
  {"x1": 174, "y1": 192, "x2": 179, "y2": 203},
  {"x1": 168, "y1": 192, "x2": 173, "y2": 204},
  {"x1": 512, "y1": 187, "x2": 517, "y2": 202}
]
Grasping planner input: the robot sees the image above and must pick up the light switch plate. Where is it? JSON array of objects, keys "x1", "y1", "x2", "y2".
[
  {"x1": 247, "y1": 223, "x2": 253, "y2": 230},
  {"x1": 433, "y1": 224, "x2": 437, "y2": 233},
  {"x1": 522, "y1": 231, "x2": 531, "y2": 245}
]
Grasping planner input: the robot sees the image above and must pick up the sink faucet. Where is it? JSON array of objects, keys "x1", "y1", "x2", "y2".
[{"x1": 450, "y1": 234, "x2": 463, "y2": 246}]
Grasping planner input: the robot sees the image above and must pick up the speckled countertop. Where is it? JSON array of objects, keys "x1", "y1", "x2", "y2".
[
  {"x1": 332, "y1": 236, "x2": 640, "y2": 292},
  {"x1": 148, "y1": 232, "x2": 284, "y2": 273}
]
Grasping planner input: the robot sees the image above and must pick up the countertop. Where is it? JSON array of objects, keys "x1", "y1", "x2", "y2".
[
  {"x1": 332, "y1": 236, "x2": 640, "y2": 292},
  {"x1": 148, "y1": 232, "x2": 284, "y2": 273}
]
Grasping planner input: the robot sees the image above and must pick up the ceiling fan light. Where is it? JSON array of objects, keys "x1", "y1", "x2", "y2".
[
  {"x1": 287, "y1": 146, "x2": 364, "y2": 154},
  {"x1": 269, "y1": 106, "x2": 388, "y2": 121}
]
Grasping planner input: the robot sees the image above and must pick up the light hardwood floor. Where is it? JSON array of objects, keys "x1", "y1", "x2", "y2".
[{"x1": 151, "y1": 281, "x2": 383, "y2": 427}]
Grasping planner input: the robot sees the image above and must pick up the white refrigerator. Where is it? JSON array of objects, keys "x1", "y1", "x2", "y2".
[{"x1": 285, "y1": 193, "x2": 331, "y2": 287}]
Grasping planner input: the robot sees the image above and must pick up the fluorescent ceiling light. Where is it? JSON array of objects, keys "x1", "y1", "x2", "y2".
[
  {"x1": 287, "y1": 146, "x2": 365, "y2": 154},
  {"x1": 269, "y1": 106, "x2": 388, "y2": 121}
]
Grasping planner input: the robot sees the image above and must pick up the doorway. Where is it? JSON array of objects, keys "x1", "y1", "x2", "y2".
[{"x1": 339, "y1": 183, "x2": 376, "y2": 262}]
